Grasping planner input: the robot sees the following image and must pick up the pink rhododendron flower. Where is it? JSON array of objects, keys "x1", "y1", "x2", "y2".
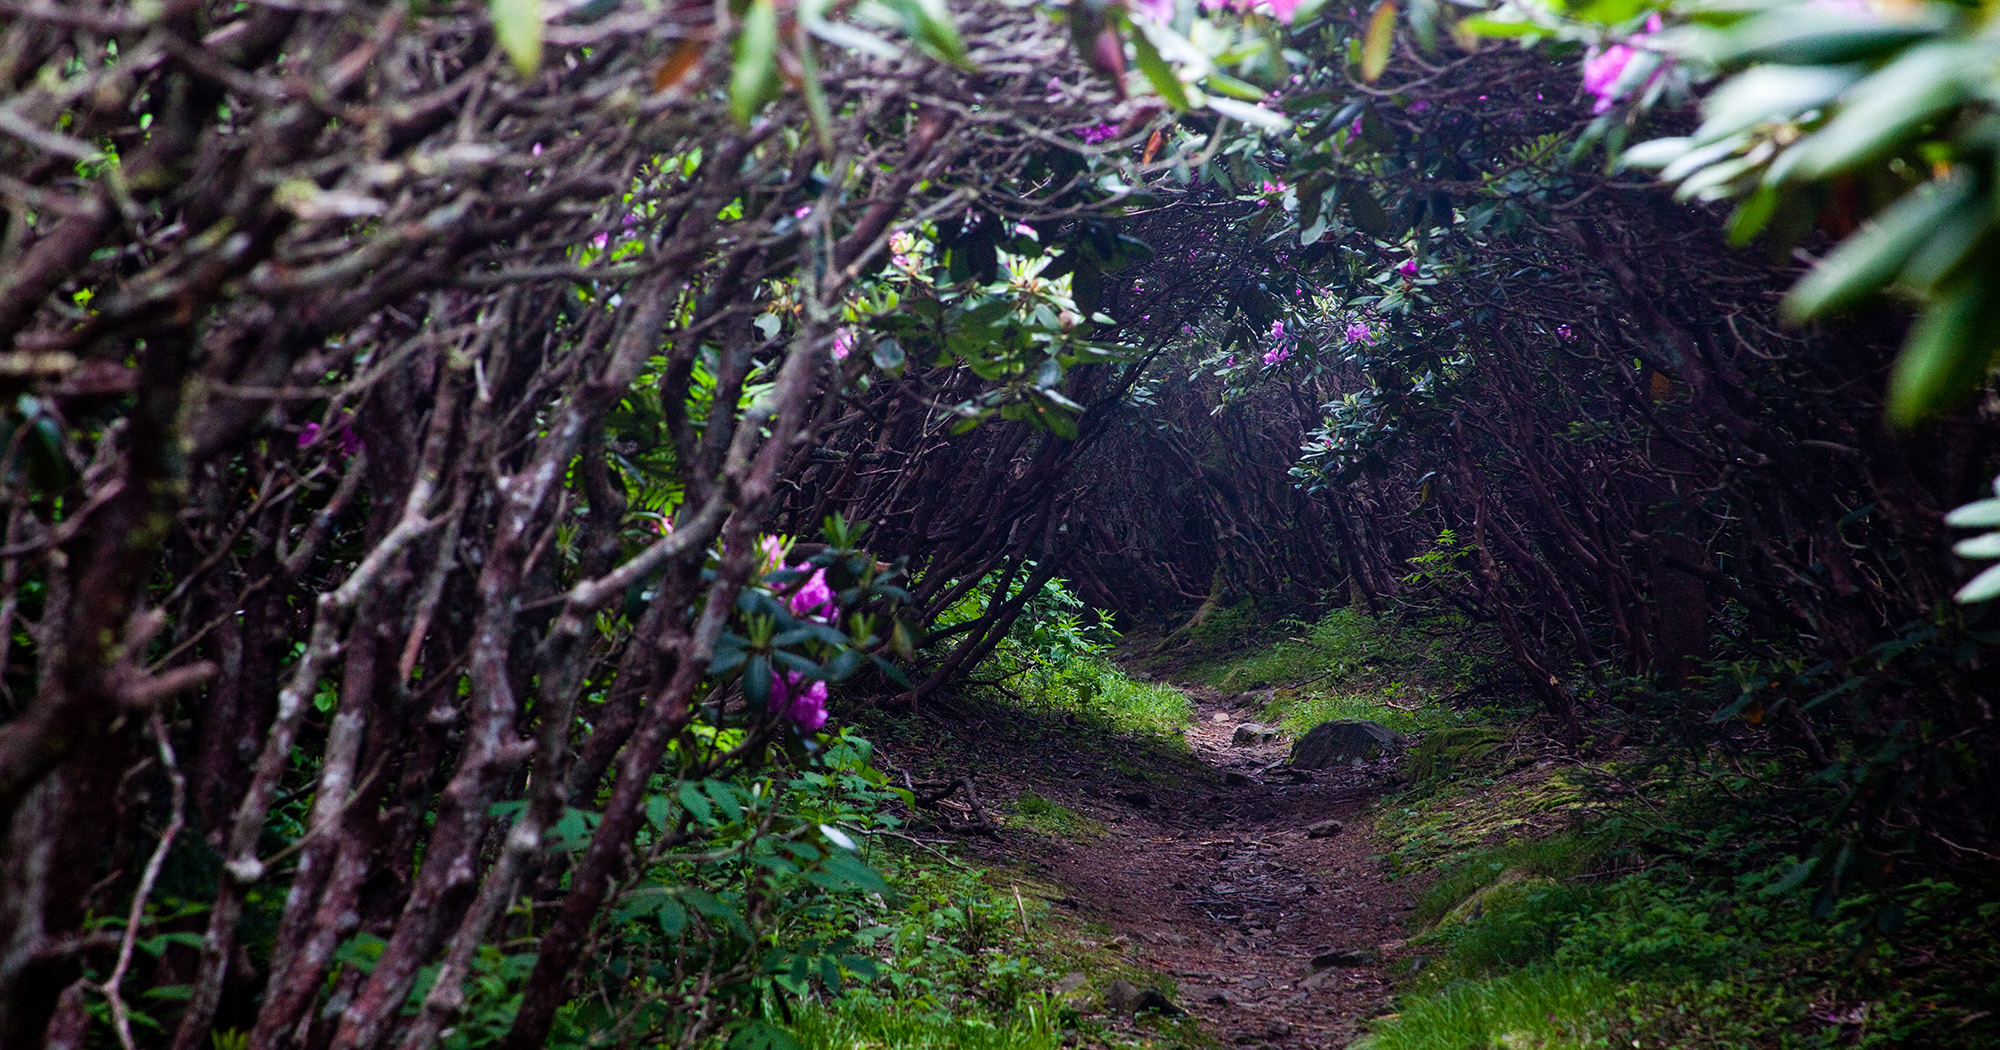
[
  {"x1": 832, "y1": 327, "x2": 855, "y2": 361},
  {"x1": 768, "y1": 671, "x2": 830, "y2": 731},
  {"x1": 1077, "y1": 123, "x2": 1120, "y2": 145},
  {"x1": 299, "y1": 418, "x2": 362, "y2": 457},
  {"x1": 592, "y1": 231, "x2": 610, "y2": 250},
  {"x1": 1271, "y1": 320, "x2": 1286, "y2": 340},
  {"x1": 1343, "y1": 321, "x2": 1375, "y2": 344},
  {"x1": 789, "y1": 566, "x2": 836, "y2": 619},
  {"x1": 1583, "y1": 15, "x2": 1665, "y2": 114},
  {"x1": 1397, "y1": 257, "x2": 1419, "y2": 277},
  {"x1": 1130, "y1": 0, "x2": 1175, "y2": 21},
  {"x1": 1262, "y1": 346, "x2": 1292, "y2": 366},
  {"x1": 1267, "y1": 0, "x2": 1299, "y2": 21},
  {"x1": 1556, "y1": 324, "x2": 1575, "y2": 340}
]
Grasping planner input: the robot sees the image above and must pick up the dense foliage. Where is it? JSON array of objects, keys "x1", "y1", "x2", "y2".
[{"x1": 2, "y1": 0, "x2": 1998, "y2": 1046}]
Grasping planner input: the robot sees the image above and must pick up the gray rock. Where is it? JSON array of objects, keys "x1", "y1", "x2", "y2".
[
  {"x1": 1305, "y1": 819, "x2": 1344, "y2": 839},
  {"x1": 1309, "y1": 948, "x2": 1377, "y2": 970},
  {"x1": 1104, "y1": 979, "x2": 1184, "y2": 1016},
  {"x1": 1054, "y1": 972, "x2": 1088, "y2": 994},
  {"x1": 1232, "y1": 723, "x2": 1281, "y2": 746},
  {"x1": 1288, "y1": 720, "x2": 1404, "y2": 769}
]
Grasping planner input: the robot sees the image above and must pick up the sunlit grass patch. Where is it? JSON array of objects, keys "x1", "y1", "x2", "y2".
[
  {"x1": 1354, "y1": 966, "x2": 1617, "y2": 1050},
  {"x1": 790, "y1": 1000, "x2": 1062, "y2": 1050},
  {"x1": 1004, "y1": 791, "x2": 1105, "y2": 841},
  {"x1": 1013, "y1": 658, "x2": 1192, "y2": 743},
  {"x1": 1259, "y1": 685, "x2": 1461, "y2": 738}
]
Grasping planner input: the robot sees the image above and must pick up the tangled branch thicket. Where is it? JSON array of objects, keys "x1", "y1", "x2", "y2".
[{"x1": 0, "y1": 0, "x2": 1161, "y2": 1044}]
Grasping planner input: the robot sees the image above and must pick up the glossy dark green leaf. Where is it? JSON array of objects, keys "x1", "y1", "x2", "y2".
[
  {"x1": 1344, "y1": 182, "x2": 1392, "y2": 237},
  {"x1": 1130, "y1": 26, "x2": 1189, "y2": 110},
  {"x1": 1709, "y1": 11, "x2": 1945, "y2": 66},
  {"x1": 1789, "y1": 43, "x2": 1971, "y2": 180},
  {"x1": 1783, "y1": 173, "x2": 1972, "y2": 320},
  {"x1": 1884, "y1": 270, "x2": 2000, "y2": 428}
]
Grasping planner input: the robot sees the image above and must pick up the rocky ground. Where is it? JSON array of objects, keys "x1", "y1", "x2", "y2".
[{"x1": 876, "y1": 679, "x2": 1414, "y2": 1049}]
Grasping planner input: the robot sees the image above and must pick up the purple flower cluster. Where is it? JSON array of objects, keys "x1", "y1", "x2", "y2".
[
  {"x1": 1077, "y1": 123, "x2": 1120, "y2": 145},
  {"x1": 299, "y1": 417, "x2": 363, "y2": 457},
  {"x1": 1343, "y1": 320, "x2": 1376, "y2": 345},
  {"x1": 1582, "y1": 15, "x2": 1665, "y2": 114},
  {"x1": 789, "y1": 567, "x2": 836, "y2": 620},
  {"x1": 768, "y1": 671, "x2": 829, "y2": 731}
]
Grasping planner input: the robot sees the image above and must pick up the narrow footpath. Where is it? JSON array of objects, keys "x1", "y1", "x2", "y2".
[{"x1": 890, "y1": 678, "x2": 1414, "y2": 1049}]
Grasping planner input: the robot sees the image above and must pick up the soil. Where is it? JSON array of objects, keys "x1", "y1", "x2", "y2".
[{"x1": 873, "y1": 678, "x2": 1414, "y2": 1050}]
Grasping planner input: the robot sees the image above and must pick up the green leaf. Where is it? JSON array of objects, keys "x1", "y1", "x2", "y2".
[
  {"x1": 730, "y1": 0, "x2": 781, "y2": 126},
  {"x1": 1130, "y1": 25, "x2": 1189, "y2": 110},
  {"x1": 1693, "y1": 65, "x2": 1860, "y2": 147},
  {"x1": 1951, "y1": 533, "x2": 2000, "y2": 559},
  {"x1": 1944, "y1": 497, "x2": 2000, "y2": 527},
  {"x1": 678, "y1": 781, "x2": 715, "y2": 824},
  {"x1": 1955, "y1": 560, "x2": 2000, "y2": 603},
  {"x1": 491, "y1": 0, "x2": 544, "y2": 76},
  {"x1": 1344, "y1": 182, "x2": 1393, "y2": 238},
  {"x1": 1208, "y1": 96, "x2": 1288, "y2": 130},
  {"x1": 1884, "y1": 271, "x2": 2000, "y2": 428},
  {"x1": 656, "y1": 897, "x2": 689, "y2": 936},
  {"x1": 1709, "y1": 11, "x2": 1944, "y2": 67},
  {"x1": 1788, "y1": 43, "x2": 1971, "y2": 181},
  {"x1": 1726, "y1": 185, "x2": 1779, "y2": 246},
  {"x1": 1360, "y1": 1, "x2": 1398, "y2": 83},
  {"x1": 1456, "y1": 13, "x2": 1543, "y2": 39},
  {"x1": 882, "y1": 0, "x2": 968, "y2": 67},
  {"x1": 744, "y1": 653, "x2": 773, "y2": 707},
  {"x1": 1783, "y1": 173, "x2": 1973, "y2": 320}
]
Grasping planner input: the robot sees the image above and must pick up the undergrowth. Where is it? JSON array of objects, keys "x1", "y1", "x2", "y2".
[{"x1": 1359, "y1": 702, "x2": 2000, "y2": 1050}]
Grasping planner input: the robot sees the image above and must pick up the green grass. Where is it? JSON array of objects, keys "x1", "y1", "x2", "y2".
[
  {"x1": 1414, "y1": 834, "x2": 1606, "y2": 927},
  {"x1": 1004, "y1": 792, "x2": 1104, "y2": 841},
  {"x1": 1355, "y1": 965, "x2": 1617, "y2": 1050},
  {"x1": 790, "y1": 1000, "x2": 1062, "y2": 1050},
  {"x1": 1257, "y1": 684, "x2": 1456, "y2": 738},
  {"x1": 1013, "y1": 657, "x2": 1192, "y2": 743}
]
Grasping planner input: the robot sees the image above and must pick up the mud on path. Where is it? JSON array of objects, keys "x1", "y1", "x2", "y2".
[{"x1": 877, "y1": 679, "x2": 1414, "y2": 1049}]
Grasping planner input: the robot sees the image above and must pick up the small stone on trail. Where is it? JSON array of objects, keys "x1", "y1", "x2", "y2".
[
  {"x1": 1306, "y1": 819, "x2": 1344, "y2": 839},
  {"x1": 1289, "y1": 720, "x2": 1404, "y2": 769},
  {"x1": 1211, "y1": 711, "x2": 1232, "y2": 723},
  {"x1": 1232, "y1": 723, "x2": 1281, "y2": 746},
  {"x1": 1054, "y1": 972, "x2": 1088, "y2": 994},
  {"x1": 1223, "y1": 770, "x2": 1250, "y2": 786},
  {"x1": 1184, "y1": 984, "x2": 1231, "y2": 1005}
]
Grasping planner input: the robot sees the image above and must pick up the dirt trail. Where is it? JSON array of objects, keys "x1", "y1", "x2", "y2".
[{"x1": 910, "y1": 679, "x2": 1414, "y2": 1049}]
